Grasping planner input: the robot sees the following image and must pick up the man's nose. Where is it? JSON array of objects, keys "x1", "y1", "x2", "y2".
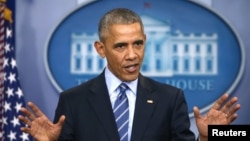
[{"x1": 126, "y1": 46, "x2": 137, "y2": 59}]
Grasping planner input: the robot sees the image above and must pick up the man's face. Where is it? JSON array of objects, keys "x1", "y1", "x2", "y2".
[{"x1": 96, "y1": 22, "x2": 146, "y2": 82}]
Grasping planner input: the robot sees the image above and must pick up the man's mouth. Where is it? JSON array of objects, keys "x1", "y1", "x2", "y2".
[{"x1": 124, "y1": 64, "x2": 138, "y2": 73}]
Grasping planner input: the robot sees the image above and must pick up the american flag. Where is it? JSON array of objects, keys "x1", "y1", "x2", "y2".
[{"x1": 0, "y1": 0, "x2": 33, "y2": 140}]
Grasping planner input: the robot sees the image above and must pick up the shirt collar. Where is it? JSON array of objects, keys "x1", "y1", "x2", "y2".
[{"x1": 104, "y1": 67, "x2": 138, "y2": 95}]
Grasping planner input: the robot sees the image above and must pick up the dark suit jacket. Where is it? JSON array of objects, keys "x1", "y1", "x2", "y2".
[{"x1": 54, "y1": 71, "x2": 196, "y2": 141}]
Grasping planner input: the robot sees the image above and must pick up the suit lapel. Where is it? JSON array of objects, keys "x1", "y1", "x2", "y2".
[
  {"x1": 87, "y1": 72, "x2": 120, "y2": 141},
  {"x1": 131, "y1": 74, "x2": 158, "y2": 141},
  {"x1": 87, "y1": 72, "x2": 158, "y2": 141}
]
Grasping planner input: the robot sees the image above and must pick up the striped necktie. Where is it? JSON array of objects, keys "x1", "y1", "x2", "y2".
[{"x1": 113, "y1": 83, "x2": 129, "y2": 141}]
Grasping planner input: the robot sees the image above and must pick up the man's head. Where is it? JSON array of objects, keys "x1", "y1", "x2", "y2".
[{"x1": 94, "y1": 8, "x2": 146, "y2": 82}]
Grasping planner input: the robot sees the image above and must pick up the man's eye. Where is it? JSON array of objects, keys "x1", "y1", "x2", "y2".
[
  {"x1": 135, "y1": 42, "x2": 142, "y2": 46},
  {"x1": 117, "y1": 45, "x2": 124, "y2": 48},
  {"x1": 134, "y1": 41, "x2": 144, "y2": 47},
  {"x1": 115, "y1": 43, "x2": 126, "y2": 49}
]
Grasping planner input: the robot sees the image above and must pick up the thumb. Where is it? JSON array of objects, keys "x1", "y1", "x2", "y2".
[
  {"x1": 193, "y1": 106, "x2": 202, "y2": 120},
  {"x1": 56, "y1": 115, "x2": 66, "y2": 127}
]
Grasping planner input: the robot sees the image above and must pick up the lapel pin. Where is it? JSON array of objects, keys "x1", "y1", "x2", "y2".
[{"x1": 147, "y1": 100, "x2": 153, "y2": 104}]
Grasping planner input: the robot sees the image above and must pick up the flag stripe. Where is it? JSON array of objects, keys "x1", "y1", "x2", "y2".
[{"x1": 0, "y1": 2, "x2": 5, "y2": 139}]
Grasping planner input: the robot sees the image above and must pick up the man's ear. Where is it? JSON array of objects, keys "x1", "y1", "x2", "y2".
[{"x1": 94, "y1": 41, "x2": 105, "y2": 58}]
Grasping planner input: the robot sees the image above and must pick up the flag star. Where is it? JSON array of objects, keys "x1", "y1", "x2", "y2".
[
  {"x1": 3, "y1": 72, "x2": 7, "y2": 81},
  {"x1": 4, "y1": 102, "x2": 11, "y2": 112},
  {"x1": 15, "y1": 102, "x2": 23, "y2": 112},
  {"x1": 3, "y1": 57, "x2": 9, "y2": 67},
  {"x1": 6, "y1": 27, "x2": 12, "y2": 38},
  {"x1": 11, "y1": 116, "x2": 20, "y2": 127},
  {"x1": 5, "y1": 42, "x2": 11, "y2": 52},
  {"x1": 7, "y1": 130, "x2": 17, "y2": 141},
  {"x1": 3, "y1": 117, "x2": 7, "y2": 125},
  {"x1": 20, "y1": 132, "x2": 30, "y2": 141},
  {"x1": 0, "y1": 131, "x2": 3, "y2": 139},
  {"x1": 6, "y1": 87, "x2": 14, "y2": 98},
  {"x1": 16, "y1": 87, "x2": 23, "y2": 98},
  {"x1": 11, "y1": 58, "x2": 17, "y2": 68},
  {"x1": 8, "y1": 72, "x2": 16, "y2": 84}
]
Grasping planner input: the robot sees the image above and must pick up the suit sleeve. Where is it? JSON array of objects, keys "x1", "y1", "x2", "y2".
[
  {"x1": 53, "y1": 92, "x2": 74, "y2": 141},
  {"x1": 170, "y1": 89, "x2": 196, "y2": 141}
]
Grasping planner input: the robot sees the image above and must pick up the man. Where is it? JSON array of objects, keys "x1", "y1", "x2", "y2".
[{"x1": 18, "y1": 8, "x2": 240, "y2": 141}]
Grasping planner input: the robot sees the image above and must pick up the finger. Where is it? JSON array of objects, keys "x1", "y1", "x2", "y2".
[
  {"x1": 220, "y1": 96, "x2": 238, "y2": 113},
  {"x1": 20, "y1": 127, "x2": 31, "y2": 134},
  {"x1": 27, "y1": 101, "x2": 46, "y2": 117},
  {"x1": 228, "y1": 113, "x2": 238, "y2": 123},
  {"x1": 227, "y1": 104, "x2": 240, "y2": 120},
  {"x1": 20, "y1": 107, "x2": 36, "y2": 121},
  {"x1": 18, "y1": 115, "x2": 32, "y2": 126},
  {"x1": 193, "y1": 106, "x2": 202, "y2": 120},
  {"x1": 211, "y1": 93, "x2": 229, "y2": 110}
]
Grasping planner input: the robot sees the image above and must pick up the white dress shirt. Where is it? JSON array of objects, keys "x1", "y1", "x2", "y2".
[{"x1": 105, "y1": 67, "x2": 137, "y2": 141}]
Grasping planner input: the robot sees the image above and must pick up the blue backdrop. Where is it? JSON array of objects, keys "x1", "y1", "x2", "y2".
[{"x1": 15, "y1": 0, "x2": 250, "y2": 137}]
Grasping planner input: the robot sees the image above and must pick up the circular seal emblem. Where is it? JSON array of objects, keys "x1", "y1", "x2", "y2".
[{"x1": 45, "y1": 0, "x2": 245, "y2": 116}]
